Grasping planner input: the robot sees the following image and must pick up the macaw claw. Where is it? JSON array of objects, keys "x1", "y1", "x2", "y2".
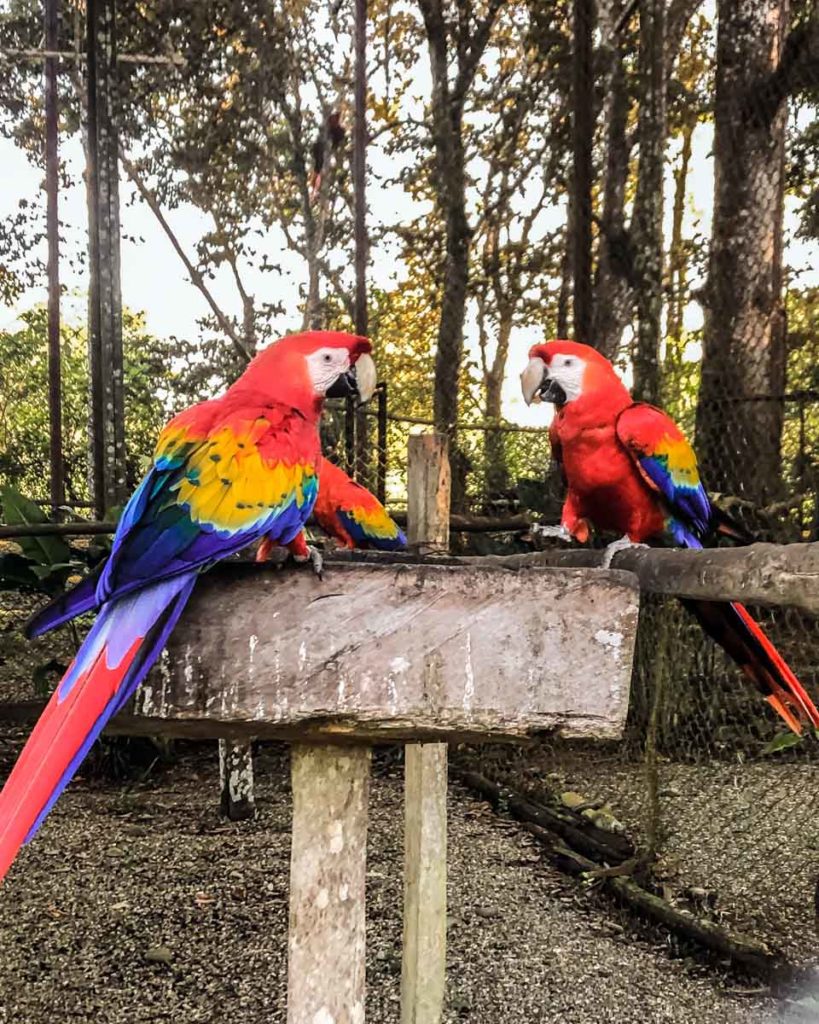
[
  {"x1": 600, "y1": 535, "x2": 648, "y2": 569},
  {"x1": 531, "y1": 523, "x2": 573, "y2": 542}
]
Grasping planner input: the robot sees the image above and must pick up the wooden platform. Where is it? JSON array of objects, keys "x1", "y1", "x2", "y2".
[{"x1": 134, "y1": 559, "x2": 640, "y2": 743}]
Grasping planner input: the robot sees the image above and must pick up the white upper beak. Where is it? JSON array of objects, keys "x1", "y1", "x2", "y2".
[
  {"x1": 520, "y1": 357, "x2": 547, "y2": 406},
  {"x1": 354, "y1": 352, "x2": 377, "y2": 404}
]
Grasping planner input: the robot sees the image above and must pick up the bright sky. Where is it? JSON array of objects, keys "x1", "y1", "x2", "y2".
[{"x1": 0, "y1": 37, "x2": 816, "y2": 430}]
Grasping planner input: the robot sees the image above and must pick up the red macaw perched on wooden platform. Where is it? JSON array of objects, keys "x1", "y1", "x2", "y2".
[
  {"x1": 256, "y1": 456, "x2": 406, "y2": 567},
  {"x1": 0, "y1": 331, "x2": 376, "y2": 882},
  {"x1": 311, "y1": 456, "x2": 407, "y2": 551},
  {"x1": 521, "y1": 338, "x2": 819, "y2": 736}
]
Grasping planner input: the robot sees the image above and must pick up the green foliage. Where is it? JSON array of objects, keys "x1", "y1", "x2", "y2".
[
  {"x1": 0, "y1": 485, "x2": 71, "y2": 567},
  {"x1": 0, "y1": 306, "x2": 224, "y2": 501},
  {"x1": 760, "y1": 730, "x2": 804, "y2": 755}
]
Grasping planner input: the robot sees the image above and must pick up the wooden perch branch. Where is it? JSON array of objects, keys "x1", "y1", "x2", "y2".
[{"x1": 330, "y1": 542, "x2": 819, "y2": 615}]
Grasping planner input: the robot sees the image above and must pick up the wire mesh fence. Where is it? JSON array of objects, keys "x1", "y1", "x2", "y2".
[{"x1": 0, "y1": 0, "x2": 818, "y2": 983}]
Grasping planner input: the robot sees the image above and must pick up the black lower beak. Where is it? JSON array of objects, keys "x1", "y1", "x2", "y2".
[
  {"x1": 327, "y1": 369, "x2": 358, "y2": 400},
  {"x1": 538, "y1": 377, "x2": 567, "y2": 405}
]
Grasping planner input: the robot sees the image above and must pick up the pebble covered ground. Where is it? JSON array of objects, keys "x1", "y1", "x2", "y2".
[{"x1": 0, "y1": 745, "x2": 791, "y2": 1024}]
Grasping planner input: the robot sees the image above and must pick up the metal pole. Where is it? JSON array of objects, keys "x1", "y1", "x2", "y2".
[
  {"x1": 45, "y1": 0, "x2": 64, "y2": 514},
  {"x1": 376, "y1": 382, "x2": 387, "y2": 505},
  {"x1": 353, "y1": 0, "x2": 369, "y2": 484}
]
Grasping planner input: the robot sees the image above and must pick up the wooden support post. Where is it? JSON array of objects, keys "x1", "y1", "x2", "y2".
[
  {"x1": 288, "y1": 745, "x2": 371, "y2": 1024},
  {"x1": 402, "y1": 433, "x2": 450, "y2": 1023},
  {"x1": 218, "y1": 739, "x2": 256, "y2": 821},
  {"x1": 407, "y1": 434, "x2": 451, "y2": 555},
  {"x1": 401, "y1": 743, "x2": 447, "y2": 1023}
]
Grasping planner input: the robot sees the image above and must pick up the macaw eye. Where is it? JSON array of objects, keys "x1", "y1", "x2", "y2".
[{"x1": 323, "y1": 353, "x2": 333, "y2": 363}]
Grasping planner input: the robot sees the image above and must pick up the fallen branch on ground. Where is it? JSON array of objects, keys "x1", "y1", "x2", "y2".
[
  {"x1": 454, "y1": 766, "x2": 784, "y2": 977},
  {"x1": 453, "y1": 767, "x2": 633, "y2": 865}
]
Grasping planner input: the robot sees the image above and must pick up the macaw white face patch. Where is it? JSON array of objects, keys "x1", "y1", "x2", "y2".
[
  {"x1": 545, "y1": 353, "x2": 587, "y2": 403},
  {"x1": 306, "y1": 347, "x2": 351, "y2": 395}
]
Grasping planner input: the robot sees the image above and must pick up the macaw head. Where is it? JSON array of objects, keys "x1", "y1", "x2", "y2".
[
  {"x1": 520, "y1": 339, "x2": 624, "y2": 407},
  {"x1": 238, "y1": 330, "x2": 377, "y2": 416}
]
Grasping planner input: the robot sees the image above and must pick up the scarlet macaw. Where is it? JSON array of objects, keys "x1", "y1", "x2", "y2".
[
  {"x1": 256, "y1": 456, "x2": 406, "y2": 564},
  {"x1": 521, "y1": 339, "x2": 819, "y2": 735},
  {"x1": 0, "y1": 331, "x2": 376, "y2": 881}
]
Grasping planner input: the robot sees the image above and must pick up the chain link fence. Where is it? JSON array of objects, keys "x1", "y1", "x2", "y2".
[{"x1": 1, "y1": 0, "x2": 818, "y2": 983}]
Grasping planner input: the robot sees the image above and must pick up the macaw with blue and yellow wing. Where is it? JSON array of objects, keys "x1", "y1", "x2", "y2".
[
  {"x1": 312, "y1": 456, "x2": 406, "y2": 551},
  {"x1": 0, "y1": 330, "x2": 376, "y2": 881},
  {"x1": 521, "y1": 339, "x2": 819, "y2": 736}
]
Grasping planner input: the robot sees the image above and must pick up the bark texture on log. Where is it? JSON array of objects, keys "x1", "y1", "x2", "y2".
[{"x1": 328, "y1": 541, "x2": 819, "y2": 614}]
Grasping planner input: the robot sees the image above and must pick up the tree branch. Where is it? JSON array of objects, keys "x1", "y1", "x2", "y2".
[
  {"x1": 742, "y1": 14, "x2": 819, "y2": 128},
  {"x1": 119, "y1": 153, "x2": 252, "y2": 363},
  {"x1": 453, "y1": 0, "x2": 506, "y2": 106}
]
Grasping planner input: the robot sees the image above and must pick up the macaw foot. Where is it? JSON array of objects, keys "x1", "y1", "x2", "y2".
[
  {"x1": 293, "y1": 544, "x2": 324, "y2": 581},
  {"x1": 531, "y1": 523, "x2": 573, "y2": 542},
  {"x1": 255, "y1": 536, "x2": 288, "y2": 565},
  {"x1": 600, "y1": 535, "x2": 648, "y2": 570}
]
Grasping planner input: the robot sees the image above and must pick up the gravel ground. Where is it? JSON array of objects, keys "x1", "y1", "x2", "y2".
[
  {"x1": 483, "y1": 745, "x2": 819, "y2": 965},
  {"x1": 0, "y1": 591, "x2": 77, "y2": 704},
  {"x1": 0, "y1": 744, "x2": 789, "y2": 1024}
]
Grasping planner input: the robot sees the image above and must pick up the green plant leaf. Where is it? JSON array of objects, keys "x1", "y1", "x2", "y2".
[
  {"x1": 761, "y1": 731, "x2": 803, "y2": 756},
  {"x1": 0, "y1": 486, "x2": 72, "y2": 567},
  {"x1": 0, "y1": 551, "x2": 41, "y2": 590},
  {"x1": 32, "y1": 659, "x2": 67, "y2": 698}
]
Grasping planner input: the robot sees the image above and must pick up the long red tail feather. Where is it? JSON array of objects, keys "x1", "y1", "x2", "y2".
[
  {"x1": 682, "y1": 598, "x2": 819, "y2": 735},
  {"x1": 0, "y1": 575, "x2": 195, "y2": 881}
]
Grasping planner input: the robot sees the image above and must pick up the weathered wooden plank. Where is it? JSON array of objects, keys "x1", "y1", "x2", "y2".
[
  {"x1": 134, "y1": 561, "x2": 639, "y2": 741},
  {"x1": 288, "y1": 745, "x2": 370, "y2": 1024},
  {"x1": 218, "y1": 739, "x2": 256, "y2": 821},
  {"x1": 401, "y1": 743, "x2": 447, "y2": 1024}
]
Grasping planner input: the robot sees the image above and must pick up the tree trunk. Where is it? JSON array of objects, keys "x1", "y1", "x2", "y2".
[
  {"x1": 592, "y1": 27, "x2": 633, "y2": 359},
  {"x1": 484, "y1": 314, "x2": 512, "y2": 496},
  {"x1": 432, "y1": 136, "x2": 469, "y2": 448},
  {"x1": 663, "y1": 121, "x2": 693, "y2": 406},
  {"x1": 571, "y1": 0, "x2": 595, "y2": 344},
  {"x1": 696, "y1": 0, "x2": 789, "y2": 504},
  {"x1": 631, "y1": 0, "x2": 666, "y2": 405},
  {"x1": 557, "y1": 210, "x2": 573, "y2": 338},
  {"x1": 420, "y1": 5, "x2": 472, "y2": 510}
]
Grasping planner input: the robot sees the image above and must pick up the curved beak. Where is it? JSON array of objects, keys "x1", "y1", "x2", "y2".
[
  {"x1": 326, "y1": 352, "x2": 378, "y2": 404},
  {"x1": 521, "y1": 357, "x2": 547, "y2": 406}
]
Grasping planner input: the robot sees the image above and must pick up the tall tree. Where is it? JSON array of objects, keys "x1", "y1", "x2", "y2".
[
  {"x1": 415, "y1": 0, "x2": 503, "y2": 486},
  {"x1": 631, "y1": 0, "x2": 666, "y2": 404},
  {"x1": 696, "y1": 0, "x2": 791, "y2": 503},
  {"x1": 472, "y1": 3, "x2": 569, "y2": 495}
]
